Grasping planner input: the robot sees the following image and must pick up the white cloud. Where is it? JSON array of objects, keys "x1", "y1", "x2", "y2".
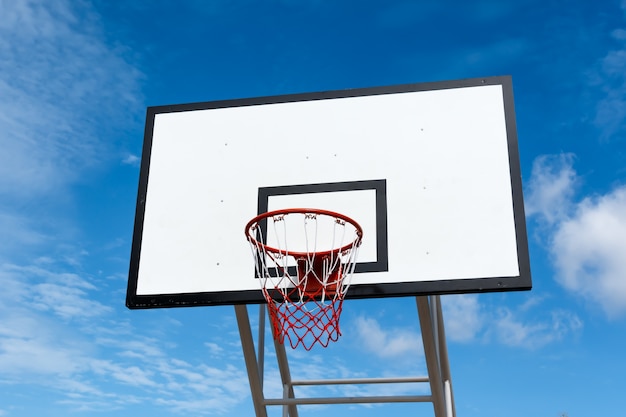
[
  {"x1": 0, "y1": 263, "x2": 110, "y2": 383},
  {"x1": 107, "y1": 338, "x2": 167, "y2": 359},
  {"x1": 122, "y1": 153, "x2": 141, "y2": 166},
  {"x1": 526, "y1": 153, "x2": 626, "y2": 317},
  {"x1": 525, "y1": 153, "x2": 578, "y2": 225},
  {"x1": 353, "y1": 316, "x2": 422, "y2": 358},
  {"x1": 552, "y1": 186, "x2": 626, "y2": 317},
  {"x1": 151, "y1": 361, "x2": 250, "y2": 414},
  {"x1": 0, "y1": 212, "x2": 48, "y2": 251},
  {"x1": 204, "y1": 342, "x2": 224, "y2": 355},
  {"x1": 441, "y1": 294, "x2": 483, "y2": 342},
  {"x1": 92, "y1": 360, "x2": 159, "y2": 388},
  {"x1": 0, "y1": 268, "x2": 251, "y2": 414},
  {"x1": 492, "y1": 308, "x2": 582, "y2": 349},
  {"x1": 0, "y1": 256, "x2": 252, "y2": 414},
  {"x1": 0, "y1": 313, "x2": 88, "y2": 377},
  {"x1": 2, "y1": 263, "x2": 111, "y2": 321},
  {"x1": 32, "y1": 282, "x2": 112, "y2": 319},
  {"x1": 612, "y1": 28, "x2": 626, "y2": 40},
  {"x1": 154, "y1": 397, "x2": 243, "y2": 415},
  {"x1": 442, "y1": 293, "x2": 582, "y2": 349}
]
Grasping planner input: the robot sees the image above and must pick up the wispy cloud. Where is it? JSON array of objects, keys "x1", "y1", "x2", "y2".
[
  {"x1": 492, "y1": 307, "x2": 582, "y2": 349},
  {"x1": 2, "y1": 263, "x2": 111, "y2": 321},
  {"x1": 0, "y1": 0, "x2": 144, "y2": 272},
  {"x1": 442, "y1": 294, "x2": 582, "y2": 349},
  {"x1": 92, "y1": 360, "x2": 159, "y2": 388},
  {"x1": 151, "y1": 361, "x2": 250, "y2": 414},
  {"x1": 122, "y1": 153, "x2": 141, "y2": 166},
  {"x1": 0, "y1": 260, "x2": 252, "y2": 414},
  {"x1": 0, "y1": 312, "x2": 89, "y2": 377},
  {"x1": 0, "y1": 1, "x2": 142, "y2": 200},
  {"x1": 525, "y1": 153, "x2": 578, "y2": 225},
  {"x1": 353, "y1": 315, "x2": 422, "y2": 358},
  {"x1": 441, "y1": 294, "x2": 483, "y2": 343},
  {"x1": 587, "y1": 19, "x2": 626, "y2": 141},
  {"x1": 0, "y1": 262, "x2": 111, "y2": 383}
]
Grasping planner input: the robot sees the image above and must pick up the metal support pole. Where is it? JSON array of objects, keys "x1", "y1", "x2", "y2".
[
  {"x1": 235, "y1": 305, "x2": 268, "y2": 417},
  {"x1": 271, "y1": 306, "x2": 299, "y2": 417},
  {"x1": 258, "y1": 304, "x2": 266, "y2": 389},
  {"x1": 434, "y1": 295, "x2": 456, "y2": 417},
  {"x1": 417, "y1": 296, "x2": 446, "y2": 417},
  {"x1": 431, "y1": 296, "x2": 441, "y2": 362},
  {"x1": 444, "y1": 380, "x2": 453, "y2": 417}
]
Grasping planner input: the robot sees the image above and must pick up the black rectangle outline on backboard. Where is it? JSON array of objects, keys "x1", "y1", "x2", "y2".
[
  {"x1": 126, "y1": 75, "x2": 531, "y2": 310},
  {"x1": 257, "y1": 179, "x2": 389, "y2": 275}
]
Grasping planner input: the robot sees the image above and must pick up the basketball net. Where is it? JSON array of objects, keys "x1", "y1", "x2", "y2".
[{"x1": 245, "y1": 209, "x2": 362, "y2": 350}]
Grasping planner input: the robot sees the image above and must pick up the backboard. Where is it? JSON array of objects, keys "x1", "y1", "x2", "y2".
[{"x1": 126, "y1": 76, "x2": 531, "y2": 309}]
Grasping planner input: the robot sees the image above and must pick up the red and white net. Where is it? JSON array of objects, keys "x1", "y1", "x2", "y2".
[{"x1": 245, "y1": 209, "x2": 362, "y2": 350}]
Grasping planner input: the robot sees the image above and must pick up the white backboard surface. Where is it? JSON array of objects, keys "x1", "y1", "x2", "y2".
[{"x1": 127, "y1": 76, "x2": 531, "y2": 308}]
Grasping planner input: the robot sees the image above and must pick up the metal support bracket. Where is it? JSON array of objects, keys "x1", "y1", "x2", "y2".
[{"x1": 235, "y1": 295, "x2": 456, "y2": 417}]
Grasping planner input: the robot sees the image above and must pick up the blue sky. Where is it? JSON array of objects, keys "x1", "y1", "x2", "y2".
[{"x1": 2, "y1": 1, "x2": 626, "y2": 416}]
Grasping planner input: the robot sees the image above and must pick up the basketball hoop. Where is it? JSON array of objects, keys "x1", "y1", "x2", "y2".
[{"x1": 245, "y1": 208, "x2": 363, "y2": 350}]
